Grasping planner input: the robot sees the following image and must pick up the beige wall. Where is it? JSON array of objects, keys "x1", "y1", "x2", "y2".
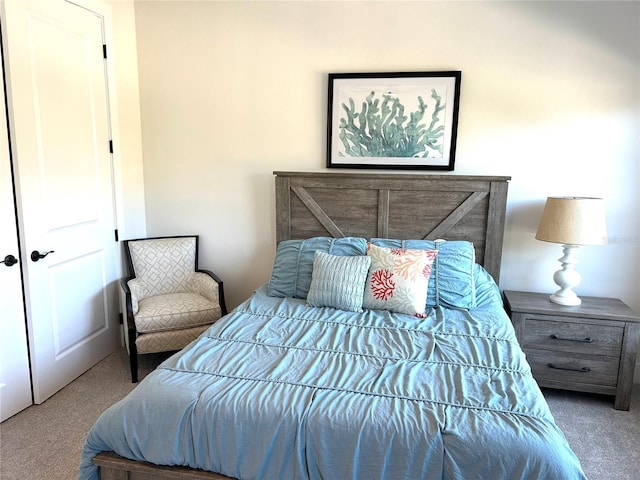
[
  {"x1": 133, "y1": 0, "x2": 639, "y2": 311},
  {"x1": 109, "y1": 0, "x2": 147, "y2": 243}
]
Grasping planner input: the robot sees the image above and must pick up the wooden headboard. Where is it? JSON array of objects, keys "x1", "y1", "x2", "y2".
[{"x1": 274, "y1": 171, "x2": 510, "y2": 283}]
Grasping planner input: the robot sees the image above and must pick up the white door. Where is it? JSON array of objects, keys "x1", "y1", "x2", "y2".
[
  {"x1": 2, "y1": 0, "x2": 119, "y2": 403},
  {"x1": 0, "y1": 46, "x2": 32, "y2": 422}
]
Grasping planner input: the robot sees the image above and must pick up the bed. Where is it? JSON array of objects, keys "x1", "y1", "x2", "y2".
[{"x1": 81, "y1": 172, "x2": 586, "y2": 480}]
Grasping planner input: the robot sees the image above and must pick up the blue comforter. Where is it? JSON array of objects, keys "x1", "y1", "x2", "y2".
[{"x1": 80, "y1": 280, "x2": 585, "y2": 480}]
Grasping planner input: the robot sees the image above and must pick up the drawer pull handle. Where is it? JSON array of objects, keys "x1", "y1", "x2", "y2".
[
  {"x1": 550, "y1": 334, "x2": 593, "y2": 343},
  {"x1": 547, "y1": 363, "x2": 591, "y2": 373}
]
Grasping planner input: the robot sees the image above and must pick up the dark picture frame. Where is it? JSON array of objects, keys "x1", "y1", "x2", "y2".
[{"x1": 327, "y1": 71, "x2": 461, "y2": 170}]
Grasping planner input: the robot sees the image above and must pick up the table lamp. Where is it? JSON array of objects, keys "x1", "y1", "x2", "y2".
[{"x1": 535, "y1": 196, "x2": 607, "y2": 306}]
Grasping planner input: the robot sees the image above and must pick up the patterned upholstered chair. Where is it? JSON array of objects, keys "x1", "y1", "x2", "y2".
[{"x1": 122, "y1": 235, "x2": 227, "y2": 382}]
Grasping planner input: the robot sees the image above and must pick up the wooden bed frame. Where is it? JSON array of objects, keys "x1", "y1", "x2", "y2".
[{"x1": 93, "y1": 171, "x2": 510, "y2": 480}]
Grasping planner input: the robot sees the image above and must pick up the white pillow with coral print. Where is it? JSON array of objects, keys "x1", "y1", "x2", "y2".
[{"x1": 363, "y1": 243, "x2": 438, "y2": 317}]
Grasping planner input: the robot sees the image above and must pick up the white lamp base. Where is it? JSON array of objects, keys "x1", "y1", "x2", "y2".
[{"x1": 549, "y1": 244, "x2": 582, "y2": 306}]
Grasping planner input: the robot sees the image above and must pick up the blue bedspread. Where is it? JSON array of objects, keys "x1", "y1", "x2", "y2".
[{"x1": 80, "y1": 281, "x2": 585, "y2": 480}]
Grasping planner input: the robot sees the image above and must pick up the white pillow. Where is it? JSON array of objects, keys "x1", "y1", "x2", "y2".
[{"x1": 363, "y1": 243, "x2": 438, "y2": 317}]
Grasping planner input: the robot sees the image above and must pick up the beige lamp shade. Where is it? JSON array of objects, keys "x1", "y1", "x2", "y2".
[{"x1": 535, "y1": 197, "x2": 607, "y2": 246}]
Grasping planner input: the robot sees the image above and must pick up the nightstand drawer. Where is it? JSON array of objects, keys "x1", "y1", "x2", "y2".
[
  {"x1": 525, "y1": 349, "x2": 620, "y2": 387},
  {"x1": 522, "y1": 317, "x2": 623, "y2": 357}
]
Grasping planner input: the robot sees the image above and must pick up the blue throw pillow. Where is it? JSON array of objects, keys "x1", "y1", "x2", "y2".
[
  {"x1": 306, "y1": 251, "x2": 371, "y2": 312},
  {"x1": 267, "y1": 237, "x2": 368, "y2": 299}
]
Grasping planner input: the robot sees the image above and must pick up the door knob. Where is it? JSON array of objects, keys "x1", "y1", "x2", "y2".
[
  {"x1": 31, "y1": 250, "x2": 55, "y2": 262},
  {"x1": 1, "y1": 254, "x2": 18, "y2": 267}
]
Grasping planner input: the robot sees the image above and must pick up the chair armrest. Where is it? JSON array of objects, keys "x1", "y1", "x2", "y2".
[
  {"x1": 120, "y1": 277, "x2": 132, "y2": 293},
  {"x1": 121, "y1": 276, "x2": 137, "y2": 333},
  {"x1": 194, "y1": 269, "x2": 228, "y2": 316},
  {"x1": 124, "y1": 277, "x2": 144, "y2": 316}
]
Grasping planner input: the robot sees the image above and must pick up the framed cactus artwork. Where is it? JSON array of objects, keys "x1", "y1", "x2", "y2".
[{"x1": 327, "y1": 71, "x2": 461, "y2": 170}]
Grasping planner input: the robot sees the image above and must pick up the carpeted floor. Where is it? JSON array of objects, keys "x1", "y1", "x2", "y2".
[
  {"x1": 0, "y1": 348, "x2": 165, "y2": 480},
  {"x1": 1, "y1": 347, "x2": 638, "y2": 479},
  {"x1": 543, "y1": 386, "x2": 640, "y2": 480}
]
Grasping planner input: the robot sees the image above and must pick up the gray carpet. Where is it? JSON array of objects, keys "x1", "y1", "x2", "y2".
[
  {"x1": 0, "y1": 348, "x2": 163, "y2": 480},
  {"x1": 1, "y1": 347, "x2": 638, "y2": 479},
  {"x1": 543, "y1": 386, "x2": 640, "y2": 479}
]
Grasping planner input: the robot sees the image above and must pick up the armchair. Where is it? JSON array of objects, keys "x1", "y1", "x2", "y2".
[{"x1": 122, "y1": 235, "x2": 227, "y2": 382}]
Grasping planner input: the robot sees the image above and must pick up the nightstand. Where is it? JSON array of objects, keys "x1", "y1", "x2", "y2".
[{"x1": 503, "y1": 290, "x2": 640, "y2": 410}]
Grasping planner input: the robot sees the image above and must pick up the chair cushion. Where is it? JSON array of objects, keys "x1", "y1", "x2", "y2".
[
  {"x1": 134, "y1": 292, "x2": 221, "y2": 333},
  {"x1": 135, "y1": 324, "x2": 211, "y2": 354}
]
